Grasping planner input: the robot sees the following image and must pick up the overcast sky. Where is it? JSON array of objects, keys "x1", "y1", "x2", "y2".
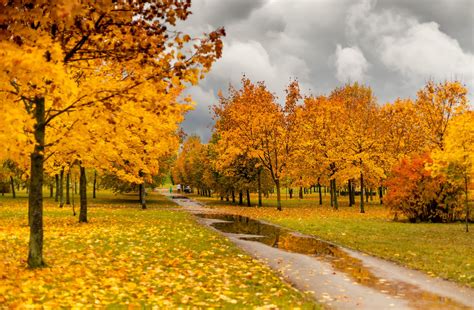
[{"x1": 178, "y1": 0, "x2": 474, "y2": 142}]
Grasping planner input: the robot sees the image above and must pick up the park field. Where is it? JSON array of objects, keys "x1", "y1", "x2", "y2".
[
  {"x1": 194, "y1": 192, "x2": 474, "y2": 288},
  {"x1": 0, "y1": 191, "x2": 316, "y2": 308}
]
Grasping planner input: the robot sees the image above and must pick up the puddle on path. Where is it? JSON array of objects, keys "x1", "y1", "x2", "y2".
[
  {"x1": 171, "y1": 196, "x2": 190, "y2": 200},
  {"x1": 197, "y1": 213, "x2": 471, "y2": 310}
]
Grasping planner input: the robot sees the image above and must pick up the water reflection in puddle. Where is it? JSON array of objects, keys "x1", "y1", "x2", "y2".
[{"x1": 197, "y1": 213, "x2": 470, "y2": 310}]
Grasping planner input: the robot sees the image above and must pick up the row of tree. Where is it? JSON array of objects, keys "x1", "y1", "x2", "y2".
[
  {"x1": 0, "y1": 1, "x2": 224, "y2": 268},
  {"x1": 173, "y1": 78, "x2": 473, "y2": 230}
]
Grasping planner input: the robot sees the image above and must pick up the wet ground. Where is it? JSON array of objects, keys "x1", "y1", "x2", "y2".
[{"x1": 166, "y1": 193, "x2": 474, "y2": 309}]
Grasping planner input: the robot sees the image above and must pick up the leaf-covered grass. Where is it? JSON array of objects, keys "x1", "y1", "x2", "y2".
[
  {"x1": 195, "y1": 194, "x2": 474, "y2": 288},
  {"x1": 0, "y1": 192, "x2": 316, "y2": 308}
]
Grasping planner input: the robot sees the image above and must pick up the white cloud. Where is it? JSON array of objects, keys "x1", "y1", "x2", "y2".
[
  {"x1": 334, "y1": 45, "x2": 369, "y2": 83},
  {"x1": 346, "y1": 0, "x2": 474, "y2": 89},
  {"x1": 381, "y1": 22, "x2": 474, "y2": 84},
  {"x1": 210, "y1": 39, "x2": 309, "y2": 101}
]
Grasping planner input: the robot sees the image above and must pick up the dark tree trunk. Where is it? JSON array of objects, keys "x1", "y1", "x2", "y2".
[
  {"x1": 348, "y1": 180, "x2": 353, "y2": 206},
  {"x1": 365, "y1": 187, "x2": 369, "y2": 203},
  {"x1": 220, "y1": 196, "x2": 224, "y2": 201},
  {"x1": 332, "y1": 179, "x2": 338, "y2": 210},
  {"x1": 59, "y1": 168, "x2": 64, "y2": 208},
  {"x1": 378, "y1": 186, "x2": 383, "y2": 205},
  {"x1": 93, "y1": 170, "x2": 97, "y2": 199},
  {"x1": 139, "y1": 183, "x2": 146, "y2": 209},
  {"x1": 360, "y1": 172, "x2": 365, "y2": 213},
  {"x1": 330, "y1": 181, "x2": 334, "y2": 207},
  {"x1": 49, "y1": 183, "x2": 53, "y2": 198},
  {"x1": 318, "y1": 182, "x2": 322, "y2": 205},
  {"x1": 10, "y1": 176, "x2": 15, "y2": 198},
  {"x1": 275, "y1": 179, "x2": 282, "y2": 211},
  {"x1": 238, "y1": 190, "x2": 243, "y2": 205},
  {"x1": 232, "y1": 190, "x2": 236, "y2": 204},
  {"x1": 226, "y1": 195, "x2": 229, "y2": 202},
  {"x1": 28, "y1": 96, "x2": 46, "y2": 268},
  {"x1": 79, "y1": 166, "x2": 88, "y2": 223},
  {"x1": 66, "y1": 172, "x2": 70, "y2": 205},
  {"x1": 299, "y1": 186, "x2": 303, "y2": 199},
  {"x1": 257, "y1": 169, "x2": 262, "y2": 207},
  {"x1": 54, "y1": 174, "x2": 59, "y2": 202},
  {"x1": 289, "y1": 188, "x2": 293, "y2": 199},
  {"x1": 246, "y1": 189, "x2": 251, "y2": 207},
  {"x1": 139, "y1": 171, "x2": 146, "y2": 209},
  {"x1": 350, "y1": 180, "x2": 356, "y2": 206},
  {"x1": 465, "y1": 175, "x2": 469, "y2": 233}
]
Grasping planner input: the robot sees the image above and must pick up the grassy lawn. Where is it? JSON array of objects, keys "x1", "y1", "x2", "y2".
[
  {"x1": 0, "y1": 191, "x2": 316, "y2": 308},
  {"x1": 194, "y1": 193, "x2": 474, "y2": 288}
]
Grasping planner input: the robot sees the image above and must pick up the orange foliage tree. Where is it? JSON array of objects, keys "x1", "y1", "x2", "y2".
[{"x1": 213, "y1": 78, "x2": 301, "y2": 210}]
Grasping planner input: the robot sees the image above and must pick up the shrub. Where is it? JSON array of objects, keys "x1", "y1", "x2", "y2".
[{"x1": 385, "y1": 153, "x2": 463, "y2": 222}]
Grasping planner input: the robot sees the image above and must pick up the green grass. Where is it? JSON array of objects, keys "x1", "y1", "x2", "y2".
[
  {"x1": 194, "y1": 193, "x2": 474, "y2": 288},
  {"x1": 0, "y1": 190, "x2": 317, "y2": 308}
]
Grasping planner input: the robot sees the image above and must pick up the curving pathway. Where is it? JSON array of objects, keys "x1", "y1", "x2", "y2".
[{"x1": 163, "y1": 191, "x2": 474, "y2": 310}]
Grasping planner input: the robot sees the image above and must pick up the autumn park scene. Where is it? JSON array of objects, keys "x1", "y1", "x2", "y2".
[{"x1": 0, "y1": 0, "x2": 473, "y2": 309}]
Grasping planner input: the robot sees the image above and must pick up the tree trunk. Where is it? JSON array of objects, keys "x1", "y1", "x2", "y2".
[
  {"x1": 275, "y1": 179, "x2": 282, "y2": 211},
  {"x1": 93, "y1": 170, "x2": 97, "y2": 199},
  {"x1": 360, "y1": 172, "x2": 365, "y2": 213},
  {"x1": 289, "y1": 188, "x2": 293, "y2": 199},
  {"x1": 465, "y1": 175, "x2": 470, "y2": 233},
  {"x1": 299, "y1": 186, "x2": 303, "y2": 199},
  {"x1": 238, "y1": 190, "x2": 243, "y2": 205},
  {"x1": 59, "y1": 168, "x2": 64, "y2": 208},
  {"x1": 318, "y1": 182, "x2": 322, "y2": 205},
  {"x1": 28, "y1": 96, "x2": 46, "y2": 268},
  {"x1": 350, "y1": 180, "x2": 356, "y2": 206},
  {"x1": 79, "y1": 166, "x2": 88, "y2": 223},
  {"x1": 10, "y1": 176, "x2": 16, "y2": 198},
  {"x1": 332, "y1": 179, "x2": 338, "y2": 210},
  {"x1": 139, "y1": 171, "x2": 146, "y2": 209},
  {"x1": 226, "y1": 195, "x2": 229, "y2": 202},
  {"x1": 54, "y1": 174, "x2": 59, "y2": 202},
  {"x1": 330, "y1": 181, "x2": 334, "y2": 207},
  {"x1": 66, "y1": 172, "x2": 70, "y2": 205},
  {"x1": 246, "y1": 189, "x2": 251, "y2": 207},
  {"x1": 232, "y1": 190, "x2": 236, "y2": 204},
  {"x1": 257, "y1": 169, "x2": 262, "y2": 207},
  {"x1": 139, "y1": 183, "x2": 146, "y2": 209},
  {"x1": 378, "y1": 186, "x2": 383, "y2": 205},
  {"x1": 49, "y1": 183, "x2": 53, "y2": 198},
  {"x1": 348, "y1": 180, "x2": 353, "y2": 206},
  {"x1": 74, "y1": 178, "x2": 77, "y2": 194}
]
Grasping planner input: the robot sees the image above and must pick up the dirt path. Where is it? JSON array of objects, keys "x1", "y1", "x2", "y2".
[{"x1": 164, "y1": 191, "x2": 474, "y2": 309}]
